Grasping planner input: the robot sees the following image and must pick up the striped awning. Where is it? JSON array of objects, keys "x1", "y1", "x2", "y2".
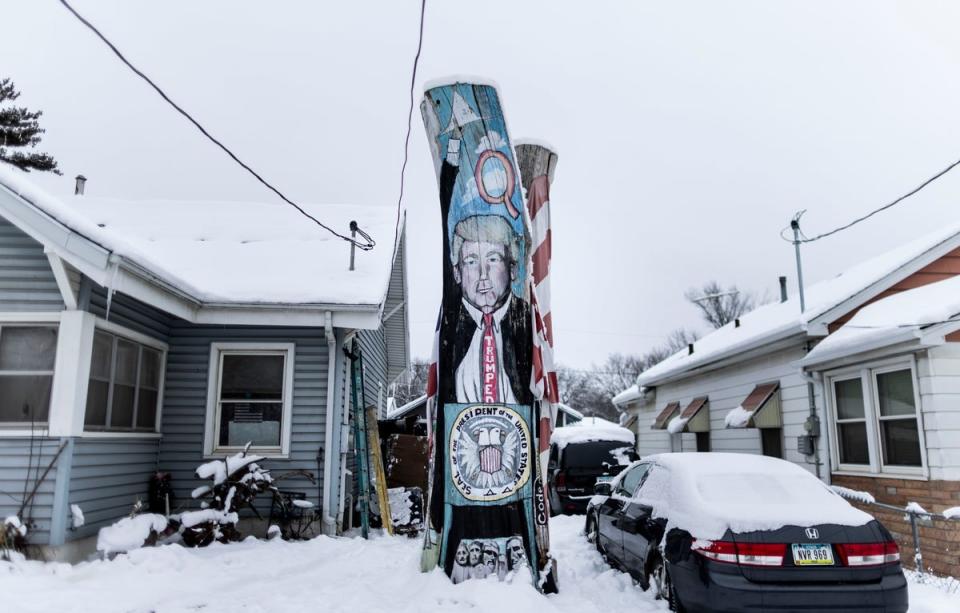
[{"x1": 652, "y1": 401, "x2": 681, "y2": 430}]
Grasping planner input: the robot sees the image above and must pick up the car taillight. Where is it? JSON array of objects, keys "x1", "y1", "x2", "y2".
[
  {"x1": 694, "y1": 541, "x2": 785, "y2": 566},
  {"x1": 836, "y1": 542, "x2": 900, "y2": 567},
  {"x1": 555, "y1": 473, "x2": 567, "y2": 492}
]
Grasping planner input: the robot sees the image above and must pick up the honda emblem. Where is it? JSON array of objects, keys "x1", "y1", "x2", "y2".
[{"x1": 805, "y1": 528, "x2": 820, "y2": 540}]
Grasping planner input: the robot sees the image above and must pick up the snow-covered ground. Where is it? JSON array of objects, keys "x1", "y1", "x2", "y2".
[{"x1": 1, "y1": 516, "x2": 956, "y2": 612}]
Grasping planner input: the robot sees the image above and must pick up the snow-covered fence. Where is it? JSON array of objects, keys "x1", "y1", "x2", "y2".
[{"x1": 832, "y1": 486, "x2": 960, "y2": 578}]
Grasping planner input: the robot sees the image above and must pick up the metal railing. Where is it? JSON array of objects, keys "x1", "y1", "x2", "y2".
[{"x1": 833, "y1": 487, "x2": 959, "y2": 581}]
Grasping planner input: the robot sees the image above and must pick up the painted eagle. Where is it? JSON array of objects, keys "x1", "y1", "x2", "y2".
[{"x1": 458, "y1": 424, "x2": 520, "y2": 489}]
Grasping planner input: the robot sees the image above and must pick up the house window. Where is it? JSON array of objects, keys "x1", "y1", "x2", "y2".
[
  {"x1": 85, "y1": 330, "x2": 164, "y2": 432},
  {"x1": 205, "y1": 343, "x2": 294, "y2": 456},
  {"x1": 829, "y1": 362, "x2": 923, "y2": 474},
  {"x1": 833, "y1": 377, "x2": 868, "y2": 465},
  {"x1": 0, "y1": 326, "x2": 57, "y2": 424},
  {"x1": 695, "y1": 431, "x2": 710, "y2": 452},
  {"x1": 874, "y1": 368, "x2": 921, "y2": 467},
  {"x1": 760, "y1": 428, "x2": 783, "y2": 458}
]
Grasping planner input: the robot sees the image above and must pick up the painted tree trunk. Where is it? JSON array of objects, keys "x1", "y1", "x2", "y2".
[
  {"x1": 516, "y1": 141, "x2": 559, "y2": 586},
  {"x1": 420, "y1": 81, "x2": 539, "y2": 587}
]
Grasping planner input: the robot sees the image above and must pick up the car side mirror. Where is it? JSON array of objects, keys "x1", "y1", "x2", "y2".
[{"x1": 594, "y1": 482, "x2": 612, "y2": 496}]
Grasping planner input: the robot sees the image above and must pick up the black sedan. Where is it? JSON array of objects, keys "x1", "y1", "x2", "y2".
[{"x1": 585, "y1": 453, "x2": 908, "y2": 612}]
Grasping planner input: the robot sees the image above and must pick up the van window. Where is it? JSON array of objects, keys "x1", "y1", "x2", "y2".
[{"x1": 564, "y1": 440, "x2": 638, "y2": 468}]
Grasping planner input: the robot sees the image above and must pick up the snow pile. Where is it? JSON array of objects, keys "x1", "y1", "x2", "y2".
[
  {"x1": 634, "y1": 453, "x2": 872, "y2": 540},
  {"x1": 388, "y1": 487, "x2": 414, "y2": 527},
  {"x1": 96, "y1": 514, "x2": 168, "y2": 554},
  {"x1": 70, "y1": 505, "x2": 85, "y2": 529},
  {"x1": 551, "y1": 417, "x2": 634, "y2": 449},
  {"x1": 943, "y1": 506, "x2": 960, "y2": 520},
  {"x1": 830, "y1": 485, "x2": 876, "y2": 505},
  {"x1": 0, "y1": 165, "x2": 400, "y2": 306},
  {"x1": 636, "y1": 222, "x2": 960, "y2": 386},
  {"x1": 723, "y1": 405, "x2": 753, "y2": 428},
  {"x1": 905, "y1": 501, "x2": 930, "y2": 515},
  {"x1": 0, "y1": 515, "x2": 950, "y2": 612},
  {"x1": 0, "y1": 516, "x2": 665, "y2": 613},
  {"x1": 4, "y1": 516, "x2": 27, "y2": 538},
  {"x1": 665, "y1": 415, "x2": 688, "y2": 434},
  {"x1": 805, "y1": 274, "x2": 960, "y2": 364}
]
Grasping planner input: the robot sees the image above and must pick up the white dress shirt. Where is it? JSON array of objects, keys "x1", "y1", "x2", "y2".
[{"x1": 455, "y1": 298, "x2": 517, "y2": 404}]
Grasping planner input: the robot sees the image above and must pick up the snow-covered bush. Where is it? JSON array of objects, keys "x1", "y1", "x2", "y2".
[
  {"x1": 181, "y1": 444, "x2": 278, "y2": 547},
  {"x1": 97, "y1": 513, "x2": 169, "y2": 555},
  {"x1": 2, "y1": 515, "x2": 28, "y2": 560}
]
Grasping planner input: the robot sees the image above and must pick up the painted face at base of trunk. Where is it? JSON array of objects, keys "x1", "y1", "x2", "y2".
[
  {"x1": 455, "y1": 240, "x2": 512, "y2": 313},
  {"x1": 455, "y1": 542, "x2": 468, "y2": 566},
  {"x1": 468, "y1": 542, "x2": 482, "y2": 566}
]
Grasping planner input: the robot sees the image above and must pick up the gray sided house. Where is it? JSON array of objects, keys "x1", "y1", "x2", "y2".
[
  {"x1": 614, "y1": 224, "x2": 960, "y2": 575},
  {"x1": 0, "y1": 167, "x2": 409, "y2": 560}
]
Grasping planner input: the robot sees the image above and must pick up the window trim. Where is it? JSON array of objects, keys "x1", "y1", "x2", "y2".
[
  {"x1": 825, "y1": 356, "x2": 927, "y2": 478},
  {"x1": 0, "y1": 322, "x2": 59, "y2": 426},
  {"x1": 203, "y1": 342, "x2": 295, "y2": 459},
  {"x1": 84, "y1": 323, "x2": 168, "y2": 435}
]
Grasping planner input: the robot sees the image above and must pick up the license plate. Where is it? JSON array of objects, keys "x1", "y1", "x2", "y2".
[{"x1": 791, "y1": 543, "x2": 834, "y2": 566}]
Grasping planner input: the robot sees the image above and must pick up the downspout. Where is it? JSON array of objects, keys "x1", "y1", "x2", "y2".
[
  {"x1": 802, "y1": 369, "x2": 831, "y2": 483},
  {"x1": 801, "y1": 341, "x2": 822, "y2": 480},
  {"x1": 321, "y1": 311, "x2": 338, "y2": 535}
]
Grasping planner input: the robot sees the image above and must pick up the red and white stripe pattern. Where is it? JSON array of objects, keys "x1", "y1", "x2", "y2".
[
  {"x1": 526, "y1": 172, "x2": 559, "y2": 472},
  {"x1": 425, "y1": 307, "x2": 440, "y2": 441}
]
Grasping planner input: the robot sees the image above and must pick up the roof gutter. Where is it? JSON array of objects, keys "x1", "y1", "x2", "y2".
[
  {"x1": 321, "y1": 311, "x2": 338, "y2": 535},
  {"x1": 638, "y1": 325, "x2": 807, "y2": 388}
]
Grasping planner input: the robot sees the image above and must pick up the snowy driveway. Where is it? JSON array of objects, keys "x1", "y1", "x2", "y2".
[{"x1": 2, "y1": 516, "x2": 955, "y2": 613}]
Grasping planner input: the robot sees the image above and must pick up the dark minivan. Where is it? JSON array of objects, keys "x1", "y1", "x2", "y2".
[{"x1": 548, "y1": 433, "x2": 638, "y2": 515}]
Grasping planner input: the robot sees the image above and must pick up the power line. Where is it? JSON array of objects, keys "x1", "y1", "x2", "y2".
[
  {"x1": 391, "y1": 0, "x2": 427, "y2": 255},
  {"x1": 58, "y1": 0, "x2": 375, "y2": 251},
  {"x1": 781, "y1": 154, "x2": 960, "y2": 244}
]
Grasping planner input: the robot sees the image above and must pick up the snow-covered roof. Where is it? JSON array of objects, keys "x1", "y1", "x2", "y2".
[
  {"x1": 551, "y1": 417, "x2": 635, "y2": 449},
  {"x1": 556, "y1": 403, "x2": 584, "y2": 420},
  {"x1": 0, "y1": 165, "x2": 400, "y2": 308},
  {"x1": 802, "y1": 274, "x2": 960, "y2": 366},
  {"x1": 635, "y1": 223, "x2": 960, "y2": 387},
  {"x1": 612, "y1": 384, "x2": 644, "y2": 407},
  {"x1": 385, "y1": 394, "x2": 427, "y2": 420}
]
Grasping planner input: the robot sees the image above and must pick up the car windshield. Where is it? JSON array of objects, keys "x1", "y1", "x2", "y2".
[{"x1": 564, "y1": 441, "x2": 638, "y2": 468}]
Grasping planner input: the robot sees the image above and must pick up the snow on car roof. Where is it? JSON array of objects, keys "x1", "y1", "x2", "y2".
[
  {"x1": 803, "y1": 274, "x2": 960, "y2": 365},
  {"x1": 0, "y1": 165, "x2": 399, "y2": 306},
  {"x1": 634, "y1": 223, "x2": 960, "y2": 387},
  {"x1": 551, "y1": 417, "x2": 635, "y2": 449},
  {"x1": 636, "y1": 453, "x2": 872, "y2": 540}
]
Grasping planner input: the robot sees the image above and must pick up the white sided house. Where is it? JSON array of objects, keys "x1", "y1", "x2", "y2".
[
  {"x1": 0, "y1": 167, "x2": 409, "y2": 560},
  {"x1": 614, "y1": 224, "x2": 960, "y2": 575}
]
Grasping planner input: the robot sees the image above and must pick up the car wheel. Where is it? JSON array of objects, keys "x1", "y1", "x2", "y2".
[
  {"x1": 648, "y1": 555, "x2": 682, "y2": 612},
  {"x1": 585, "y1": 513, "x2": 598, "y2": 545}
]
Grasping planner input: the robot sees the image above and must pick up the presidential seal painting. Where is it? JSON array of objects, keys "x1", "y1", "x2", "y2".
[{"x1": 449, "y1": 405, "x2": 531, "y2": 502}]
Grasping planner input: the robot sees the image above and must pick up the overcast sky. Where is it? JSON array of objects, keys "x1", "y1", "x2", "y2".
[{"x1": 5, "y1": 1, "x2": 960, "y2": 369}]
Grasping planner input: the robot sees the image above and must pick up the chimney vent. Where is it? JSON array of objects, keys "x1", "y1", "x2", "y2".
[
  {"x1": 779, "y1": 276, "x2": 788, "y2": 303},
  {"x1": 74, "y1": 175, "x2": 87, "y2": 196},
  {"x1": 688, "y1": 343, "x2": 694, "y2": 355}
]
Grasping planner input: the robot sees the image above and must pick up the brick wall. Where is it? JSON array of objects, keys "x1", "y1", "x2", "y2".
[{"x1": 832, "y1": 474, "x2": 960, "y2": 577}]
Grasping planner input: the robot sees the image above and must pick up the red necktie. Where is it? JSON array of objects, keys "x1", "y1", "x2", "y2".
[{"x1": 482, "y1": 313, "x2": 499, "y2": 403}]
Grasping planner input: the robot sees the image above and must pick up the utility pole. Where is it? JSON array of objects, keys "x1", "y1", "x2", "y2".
[
  {"x1": 790, "y1": 214, "x2": 821, "y2": 478},
  {"x1": 790, "y1": 216, "x2": 806, "y2": 313}
]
